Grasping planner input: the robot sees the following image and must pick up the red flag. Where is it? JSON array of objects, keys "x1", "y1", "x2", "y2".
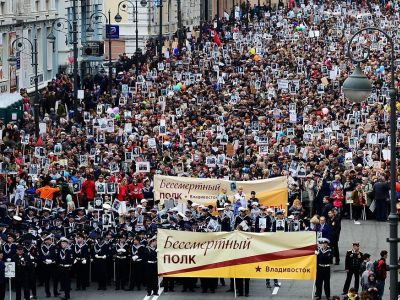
[
  {"x1": 36, "y1": 135, "x2": 43, "y2": 147},
  {"x1": 214, "y1": 30, "x2": 222, "y2": 47}
]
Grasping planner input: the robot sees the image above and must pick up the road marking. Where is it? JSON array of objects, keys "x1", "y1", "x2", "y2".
[
  {"x1": 152, "y1": 287, "x2": 164, "y2": 300},
  {"x1": 143, "y1": 277, "x2": 164, "y2": 300},
  {"x1": 272, "y1": 283, "x2": 281, "y2": 295},
  {"x1": 272, "y1": 286, "x2": 280, "y2": 295}
]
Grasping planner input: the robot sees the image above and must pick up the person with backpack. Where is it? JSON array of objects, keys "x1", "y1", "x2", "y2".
[
  {"x1": 360, "y1": 260, "x2": 374, "y2": 291},
  {"x1": 374, "y1": 250, "x2": 388, "y2": 300},
  {"x1": 359, "y1": 253, "x2": 371, "y2": 277}
]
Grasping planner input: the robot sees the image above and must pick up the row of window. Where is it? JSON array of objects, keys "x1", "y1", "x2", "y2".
[
  {"x1": 0, "y1": 0, "x2": 55, "y2": 17},
  {"x1": 0, "y1": 26, "x2": 53, "y2": 84}
]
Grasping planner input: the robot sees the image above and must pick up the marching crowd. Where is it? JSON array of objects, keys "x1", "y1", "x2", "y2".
[{"x1": 0, "y1": 0, "x2": 400, "y2": 299}]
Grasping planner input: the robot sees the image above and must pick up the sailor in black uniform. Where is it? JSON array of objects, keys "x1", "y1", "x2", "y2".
[
  {"x1": 114, "y1": 233, "x2": 130, "y2": 290},
  {"x1": 39, "y1": 234, "x2": 59, "y2": 297},
  {"x1": 57, "y1": 237, "x2": 73, "y2": 300},
  {"x1": 144, "y1": 236, "x2": 158, "y2": 296},
  {"x1": 92, "y1": 234, "x2": 109, "y2": 290},
  {"x1": 129, "y1": 236, "x2": 145, "y2": 291},
  {"x1": 12, "y1": 244, "x2": 32, "y2": 300},
  {"x1": 217, "y1": 208, "x2": 232, "y2": 232},
  {"x1": 24, "y1": 238, "x2": 38, "y2": 299},
  {"x1": 72, "y1": 232, "x2": 89, "y2": 291},
  {"x1": 3, "y1": 233, "x2": 17, "y2": 261},
  {"x1": 315, "y1": 238, "x2": 333, "y2": 300}
]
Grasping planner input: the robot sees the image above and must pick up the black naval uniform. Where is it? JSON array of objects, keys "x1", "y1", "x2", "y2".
[
  {"x1": 200, "y1": 277, "x2": 218, "y2": 293},
  {"x1": 114, "y1": 241, "x2": 130, "y2": 290},
  {"x1": 57, "y1": 246, "x2": 73, "y2": 300},
  {"x1": 315, "y1": 246, "x2": 332, "y2": 299},
  {"x1": 0, "y1": 258, "x2": 5, "y2": 300},
  {"x1": 218, "y1": 214, "x2": 232, "y2": 232},
  {"x1": 24, "y1": 243, "x2": 38, "y2": 299},
  {"x1": 72, "y1": 241, "x2": 90, "y2": 290},
  {"x1": 129, "y1": 243, "x2": 145, "y2": 290},
  {"x1": 39, "y1": 242, "x2": 59, "y2": 297},
  {"x1": 93, "y1": 240, "x2": 110, "y2": 290},
  {"x1": 3, "y1": 242, "x2": 16, "y2": 261},
  {"x1": 104, "y1": 238, "x2": 114, "y2": 285},
  {"x1": 144, "y1": 245, "x2": 158, "y2": 296},
  {"x1": 342, "y1": 249, "x2": 363, "y2": 293},
  {"x1": 12, "y1": 251, "x2": 32, "y2": 300}
]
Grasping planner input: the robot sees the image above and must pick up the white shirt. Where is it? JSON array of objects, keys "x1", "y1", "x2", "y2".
[{"x1": 234, "y1": 192, "x2": 247, "y2": 208}]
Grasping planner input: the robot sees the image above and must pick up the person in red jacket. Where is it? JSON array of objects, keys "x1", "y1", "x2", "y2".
[
  {"x1": 375, "y1": 250, "x2": 388, "y2": 300},
  {"x1": 117, "y1": 178, "x2": 129, "y2": 202},
  {"x1": 332, "y1": 186, "x2": 344, "y2": 214},
  {"x1": 80, "y1": 175, "x2": 96, "y2": 206},
  {"x1": 128, "y1": 177, "x2": 144, "y2": 206}
]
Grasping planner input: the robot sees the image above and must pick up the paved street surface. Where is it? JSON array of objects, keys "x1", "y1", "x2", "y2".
[{"x1": 9, "y1": 220, "x2": 390, "y2": 300}]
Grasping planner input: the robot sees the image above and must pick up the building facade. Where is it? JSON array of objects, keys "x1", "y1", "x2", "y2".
[
  {"x1": 0, "y1": 0, "x2": 279, "y2": 93},
  {"x1": 0, "y1": 0, "x2": 60, "y2": 94},
  {"x1": 0, "y1": 0, "x2": 108, "y2": 93},
  {"x1": 207, "y1": 0, "x2": 287, "y2": 22},
  {"x1": 103, "y1": 0, "x2": 201, "y2": 56}
]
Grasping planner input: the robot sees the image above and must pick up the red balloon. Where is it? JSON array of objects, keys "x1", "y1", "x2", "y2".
[
  {"x1": 68, "y1": 57, "x2": 74, "y2": 64},
  {"x1": 233, "y1": 27, "x2": 239, "y2": 33}
]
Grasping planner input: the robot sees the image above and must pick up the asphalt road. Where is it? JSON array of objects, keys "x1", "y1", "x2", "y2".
[{"x1": 7, "y1": 220, "x2": 390, "y2": 300}]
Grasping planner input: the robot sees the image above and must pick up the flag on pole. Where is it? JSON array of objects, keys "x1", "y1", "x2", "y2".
[{"x1": 214, "y1": 30, "x2": 222, "y2": 47}]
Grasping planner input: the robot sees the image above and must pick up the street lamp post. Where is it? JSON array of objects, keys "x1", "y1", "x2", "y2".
[
  {"x1": 8, "y1": 35, "x2": 39, "y2": 138},
  {"x1": 115, "y1": 0, "x2": 147, "y2": 76},
  {"x1": 343, "y1": 27, "x2": 398, "y2": 300},
  {"x1": 177, "y1": 0, "x2": 183, "y2": 49},
  {"x1": 216, "y1": 0, "x2": 220, "y2": 29},
  {"x1": 72, "y1": 0, "x2": 79, "y2": 117},
  {"x1": 47, "y1": 12, "x2": 79, "y2": 118},
  {"x1": 87, "y1": 10, "x2": 112, "y2": 94},
  {"x1": 158, "y1": 1, "x2": 163, "y2": 59},
  {"x1": 205, "y1": 0, "x2": 209, "y2": 29},
  {"x1": 156, "y1": 0, "x2": 166, "y2": 60}
]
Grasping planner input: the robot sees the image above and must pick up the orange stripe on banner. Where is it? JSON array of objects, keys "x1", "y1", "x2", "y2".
[{"x1": 160, "y1": 244, "x2": 315, "y2": 276}]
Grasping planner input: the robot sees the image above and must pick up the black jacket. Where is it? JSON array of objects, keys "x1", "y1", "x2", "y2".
[
  {"x1": 345, "y1": 250, "x2": 363, "y2": 271},
  {"x1": 372, "y1": 182, "x2": 390, "y2": 201},
  {"x1": 12, "y1": 253, "x2": 32, "y2": 280},
  {"x1": 321, "y1": 202, "x2": 333, "y2": 218}
]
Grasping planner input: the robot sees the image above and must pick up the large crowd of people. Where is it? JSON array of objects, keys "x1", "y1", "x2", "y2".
[{"x1": 0, "y1": 0, "x2": 399, "y2": 299}]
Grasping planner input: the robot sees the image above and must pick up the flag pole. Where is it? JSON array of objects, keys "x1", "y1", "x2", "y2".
[{"x1": 234, "y1": 277, "x2": 237, "y2": 298}]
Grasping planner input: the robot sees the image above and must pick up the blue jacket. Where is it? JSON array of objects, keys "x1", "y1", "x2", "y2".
[
  {"x1": 0, "y1": 261, "x2": 5, "y2": 284},
  {"x1": 316, "y1": 223, "x2": 333, "y2": 242}
]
